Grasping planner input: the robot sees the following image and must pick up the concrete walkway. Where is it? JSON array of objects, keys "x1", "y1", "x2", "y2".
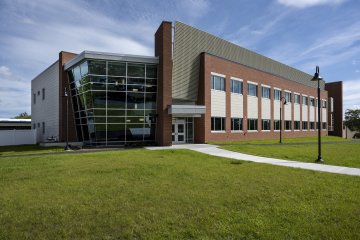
[{"x1": 146, "y1": 144, "x2": 360, "y2": 176}]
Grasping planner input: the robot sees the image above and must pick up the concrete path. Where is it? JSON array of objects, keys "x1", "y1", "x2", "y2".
[{"x1": 146, "y1": 144, "x2": 360, "y2": 176}]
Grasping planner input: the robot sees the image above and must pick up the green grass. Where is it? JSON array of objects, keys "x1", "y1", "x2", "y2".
[
  {"x1": 0, "y1": 149, "x2": 359, "y2": 239},
  {"x1": 217, "y1": 136, "x2": 360, "y2": 168},
  {"x1": 0, "y1": 145, "x2": 63, "y2": 156}
]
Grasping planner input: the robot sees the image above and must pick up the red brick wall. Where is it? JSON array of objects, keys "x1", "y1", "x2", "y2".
[
  {"x1": 199, "y1": 53, "x2": 328, "y2": 143},
  {"x1": 325, "y1": 81, "x2": 343, "y2": 137},
  {"x1": 59, "y1": 51, "x2": 77, "y2": 142},
  {"x1": 155, "y1": 21, "x2": 173, "y2": 146}
]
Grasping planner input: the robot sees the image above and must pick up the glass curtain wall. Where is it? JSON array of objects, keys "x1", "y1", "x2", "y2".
[{"x1": 68, "y1": 60, "x2": 157, "y2": 146}]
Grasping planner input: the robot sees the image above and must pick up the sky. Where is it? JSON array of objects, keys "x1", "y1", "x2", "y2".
[{"x1": 0, "y1": 0, "x2": 359, "y2": 118}]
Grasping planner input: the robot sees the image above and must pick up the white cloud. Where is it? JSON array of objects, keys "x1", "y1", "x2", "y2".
[
  {"x1": 0, "y1": 66, "x2": 30, "y2": 118},
  {"x1": 277, "y1": 0, "x2": 347, "y2": 8},
  {"x1": 343, "y1": 80, "x2": 360, "y2": 111},
  {"x1": 178, "y1": 0, "x2": 210, "y2": 19}
]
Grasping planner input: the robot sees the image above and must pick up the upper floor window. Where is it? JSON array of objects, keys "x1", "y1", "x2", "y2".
[
  {"x1": 294, "y1": 94, "x2": 300, "y2": 104},
  {"x1": 211, "y1": 75, "x2": 225, "y2": 91},
  {"x1": 247, "y1": 83, "x2": 257, "y2": 97},
  {"x1": 285, "y1": 92, "x2": 292, "y2": 103},
  {"x1": 302, "y1": 96, "x2": 308, "y2": 105},
  {"x1": 42, "y1": 88, "x2": 45, "y2": 100},
  {"x1": 262, "y1": 87, "x2": 270, "y2": 99},
  {"x1": 322, "y1": 100, "x2": 327, "y2": 108},
  {"x1": 310, "y1": 98, "x2": 315, "y2": 106},
  {"x1": 33, "y1": 93, "x2": 36, "y2": 104},
  {"x1": 274, "y1": 89, "x2": 281, "y2": 100},
  {"x1": 231, "y1": 79, "x2": 242, "y2": 94}
]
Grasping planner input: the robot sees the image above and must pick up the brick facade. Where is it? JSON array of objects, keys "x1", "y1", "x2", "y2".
[
  {"x1": 198, "y1": 53, "x2": 328, "y2": 143},
  {"x1": 325, "y1": 81, "x2": 343, "y2": 137}
]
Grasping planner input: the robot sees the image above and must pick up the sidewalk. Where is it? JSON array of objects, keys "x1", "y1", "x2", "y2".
[{"x1": 146, "y1": 144, "x2": 360, "y2": 176}]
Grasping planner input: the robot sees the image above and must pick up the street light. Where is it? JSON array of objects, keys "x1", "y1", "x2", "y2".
[
  {"x1": 64, "y1": 87, "x2": 70, "y2": 151},
  {"x1": 279, "y1": 96, "x2": 287, "y2": 144},
  {"x1": 311, "y1": 66, "x2": 324, "y2": 163}
]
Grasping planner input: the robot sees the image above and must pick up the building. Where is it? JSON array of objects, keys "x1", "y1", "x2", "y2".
[
  {"x1": 31, "y1": 21, "x2": 343, "y2": 146},
  {"x1": 0, "y1": 118, "x2": 31, "y2": 130}
]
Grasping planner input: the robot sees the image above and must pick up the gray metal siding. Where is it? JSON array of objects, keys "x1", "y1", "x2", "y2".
[{"x1": 172, "y1": 21, "x2": 324, "y2": 102}]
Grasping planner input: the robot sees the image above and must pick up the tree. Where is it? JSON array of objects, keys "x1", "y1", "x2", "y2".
[
  {"x1": 14, "y1": 112, "x2": 31, "y2": 119},
  {"x1": 344, "y1": 109, "x2": 360, "y2": 132}
]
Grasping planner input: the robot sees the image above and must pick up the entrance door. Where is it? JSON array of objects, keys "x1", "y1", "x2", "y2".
[{"x1": 172, "y1": 122, "x2": 186, "y2": 144}]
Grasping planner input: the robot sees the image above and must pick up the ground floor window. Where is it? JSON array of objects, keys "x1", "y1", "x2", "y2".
[
  {"x1": 302, "y1": 121, "x2": 308, "y2": 130},
  {"x1": 285, "y1": 120, "x2": 292, "y2": 130},
  {"x1": 231, "y1": 118, "x2": 243, "y2": 131},
  {"x1": 294, "y1": 121, "x2": 300, "y2": 130},
  {"x1": 262, "y1": 119, "x2": 270, "y2": 130},
  {"x1": 247, "y1": 119, "x2": 258, "y2": 131},
  {"x1": 310, "y1": 122, "x2": 315, "y2": 130},
  {"x1": 322, "y1": 122, "x2": 327, "y2": 130},
  {"x1": 274, "y1": 120, "x2": 280, "y2": 130},
  {"x1": 211, "y1": 117, "x2": 225, "y2": 131}
]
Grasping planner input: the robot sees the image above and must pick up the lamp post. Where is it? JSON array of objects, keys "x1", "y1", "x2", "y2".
[
  {"x1": 64, "y1": 87, "x2": 70, "y2": 151},
  {"x1": 279, "y1": 97, "x2": 287, "y2": 144},
  {"x1": 311, "y1": 66, "x2": 324, "y2": 163}
]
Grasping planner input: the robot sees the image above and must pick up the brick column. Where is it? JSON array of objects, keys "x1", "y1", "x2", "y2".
[{"x1": 154, "y1": 21, "x2": 173, "y2": 146}]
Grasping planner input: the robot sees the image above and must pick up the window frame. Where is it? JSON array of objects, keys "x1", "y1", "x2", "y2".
[
  {"x1": 274, "y1": 89, "x2": 281, "y2": 101},
  {"x1": 247, "y1": 83, "x2": 258, "y2": 97},
  {"x1": 231, "y1": 118, "x2": 243, "y2": 131},
  {"x1": 262, "y1": 119, "x2": 271, "y2": 131},
  {"x1": 211, "y1": 117, "x2": 226, "y2": 132},
  {"x1": 261, "y1": 86, "x2": 270, "y2": 99},
  {"x1": 211, "y1": 75, "x2": 225, "y2": 91},
  {"x1": 285, "y1": 120, "x2": 292, "y2": 130},
  {"x1": 294, "y1": 94, "x2": 300, "y2": 104},
  {"x1": 285, "y1": 91, "x2": 292, "y2": 103},
  {"x1": 230, "y1": 79, "x2": 243, "y2": 94},
  {"x1": 247, "y1": 118, "x2": 258, "y2": 131}
]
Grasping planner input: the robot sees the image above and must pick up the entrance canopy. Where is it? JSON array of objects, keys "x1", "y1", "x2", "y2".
[{"x1": 168, "y1": 105, "x2": 206, "y2": 117}]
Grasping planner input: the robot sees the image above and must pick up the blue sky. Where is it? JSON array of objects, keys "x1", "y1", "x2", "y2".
[{"x1": 0, "y1": 0, "x2": 359, "y2": 117}]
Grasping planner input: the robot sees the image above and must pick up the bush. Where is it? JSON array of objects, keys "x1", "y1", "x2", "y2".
[{"x1": 353, "y1": 133, "x2": 360, "y2": 139}]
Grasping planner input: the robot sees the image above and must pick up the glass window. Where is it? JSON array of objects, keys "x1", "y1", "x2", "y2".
[
  {"x1": 33, "y1": 93, "x2": 36, "y2": 104},
  {"x1": 310, "y1": 98, "x2": 315, "y2": 106},
  {"x1": 80, "y1": 61, "x2": 88, "y2": 77},
  {"x1": 274, "y1": 120, "x2": 280, "y2": 130},
  {"x1": 231, "y1": 118, "x2": 243, "y2": 131},
  {"x1": 42, "y1": 122, "x2": 45, "y2": 134},
  {"x1": 247, "y1": 119, "x2": 258, "y2": 130},
  {"x1": 128, "y1": 63, "x2": 145, "y2": 77},
  {"x1": 211, "y1": 117, "x2": 225, "y2": 131},
  {"x1": 247, "y1": 83, "x2": 257, "y2": 97},
  {"x1": 294, "y1": 94, "x2": 300, "y2": 104},
  {"x1": 302, "y1": 96, "x2": 308, "y2": 105},
  {"x1": 145, "y1": 93, "x2": 156, "y2": 109},
  {"x1": 211, "y1": 75, "x2": 225, "y2": 91},
  {"x1": 42, "y1": 88, "x2": 45, "y2": 100},
  {"x1": 127, "y1": 92, "x2": 145, "y2": 109},
  {"x1": 322, "y1": 100, "x2": 327, "y2": 108},
  {"x1": 285, "y1": 121, "x2": 292, "y2": 130},
  {"x1": 262, "y1": 119, "x2": 270, "y2": 130},
  {"x1": 262, "y1": 87, "x2": 270, "y2": 99},
  {"x1": 73, "y1": 66, "x2": 81, "y2": 82},
  {"x1": 310, "y1": 122, "x2": 315, "y2": 130},
  {"x1": 107, "y1": 91, "x2": 126, "y2": 109},
  {"x1": 302, "y1": 121, "x2": 308, "y2": 130},
  {"x1": 274, "y1": 89, "x2": 281, "y2": 100},
  {"x1": 322, "y1": 122, "x2": 327, "y2": 129},
  {"x1": 146, "y1": 65, "x2": 157, "y2": 78},
  {"x1": 108, "y1": 61, "x2": 126, "y2": 76},
  {"x1": 285, "y1": 92, "x2": 292, "y2": 103},
  {"x1": 294, "y1": 121, "x2": 300, "y2": 130},
  {"x1": 88, "y1": 60, "x2": 106, "y2": 75},
  {"x1": 231, "y1": 80, "x2": 242, "y2": 94}
]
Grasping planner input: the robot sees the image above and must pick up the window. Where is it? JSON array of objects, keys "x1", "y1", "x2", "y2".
[
  {"x1": 33, "y1": 124, "x2": 36, "y2": 129},
  {"x1": 294, "y1": 94, "x2": 300, "y2": 104},
  {"x1": 322, "y1": 122, "x2": 327, "y2": 130},
  {"x1": 310, "y1": 98, "x2": 315, "y2": 106},
  {"x1": 285, "y1": 92, "x2": 292, "y2": 103},
  {"x1": 294, "y1": 121, "x2": 300, "y2": 130},
  {"x1": 231, "y1": 80, "x2": 242, "y2": 94},
  {"x1": 211, "y1": 117, "x2": 225, "y2": 131},
  {"x1": 42, "y1": 88, "x2": 45, "y2": 100},
  {"x1": 274, "y1": 120, "x2": 280, "y2": 130},
  {"x1": 274, "y1": 89, "x2": 281, "y2": 100},
  {"x1": 310, "y1": 122, "x2": 315, "y2": 130},
  {"x1": 37, "y1": 123, "x2": 40, "y2": 128},
  {"x1": 262, "y1": 119, "x2": 270, "y2": 130},
  {"x1": 33, "y1": 93, "x2": 36, "y2": 104},
  {"x1": 247, "y1": 83, "x2": 257, "y2": 97},
  {"x1": 262, "y1": 87, "x2": 270, "y2": 99},
  {"x1": 302, "y1": 121, "x2": 308, "y2": 130},
  {"x1": 211, "y1": 75, "x2": 225, "y2": 91},
  {"x1": 247, "y1": 119, "x2": 258, "y2": 131},
  {"x1": 37, "y1": 91, "x2": 40, "y2": 96},
  {"x1": 322, "y1": 100, "x2": 327, "y2": 108},
  {"x1": 42, "y1": 122, "x2": 45, "y2": 134},
  {"x1": 231, "y1": 118, "x2": 243, "y2": 131},
  {"x1": 285, "y1": 121, "x2": 292, "y2": 130},
  {"x1": 302, "y1": 96, "x2": 308, "y2": 105}
]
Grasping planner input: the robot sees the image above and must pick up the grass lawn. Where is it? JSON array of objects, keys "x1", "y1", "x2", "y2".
[
  {"x1": 0, "y1": 149, "x2": 359, "y2": 239},
  {"x1": 216, "y1": 136, "x2": 360, "y2": 168},
  {"x1": 0, "y1": 145, "x2": 63, "y2": 157}
]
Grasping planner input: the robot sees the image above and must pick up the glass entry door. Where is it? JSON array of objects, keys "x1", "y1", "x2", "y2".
[{"x1": 172, "y1": 121, "x2": 186, "y2": 144}]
